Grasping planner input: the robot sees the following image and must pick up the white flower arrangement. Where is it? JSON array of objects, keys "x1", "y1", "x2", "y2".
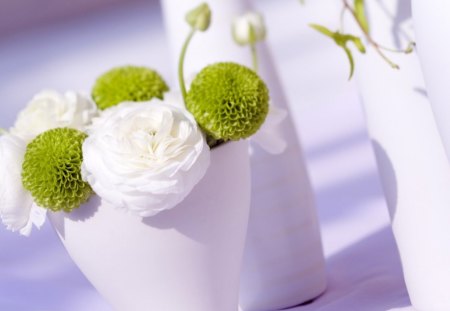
[{"x1": 0, "y1": 3, "x2": 286, "y2": 236}]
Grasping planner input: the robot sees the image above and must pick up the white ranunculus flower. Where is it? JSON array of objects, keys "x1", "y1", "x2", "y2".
[
  {"x1": 232, "y1": 12, "x2": 267, "y2": 46},
  {"x1": 11, "y1": 90, "x2": 98, "y2": 142},
  {"x1": 0, "y1": 134, "x2": 47, "y2": 236},
  {"x1": 82, "y1": 97, "x2": 211, "y2": 217}
]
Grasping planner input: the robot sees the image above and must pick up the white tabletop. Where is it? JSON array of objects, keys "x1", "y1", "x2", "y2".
[{"x1": 0, "y1": 0, "x2": 412, "y2": 310}]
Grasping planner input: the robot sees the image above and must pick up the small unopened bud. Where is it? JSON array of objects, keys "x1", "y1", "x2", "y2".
[
  {"x1": 186, "y1": 3, "x2": 211, "y2": 31},
  {"x1": 405, "y1": 41, "x2": 416, "y2": 54},
  {"x1": 232, "y1": 12, "x2": 266, "y2": 46}
]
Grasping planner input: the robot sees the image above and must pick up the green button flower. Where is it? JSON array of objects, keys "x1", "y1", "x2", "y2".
[
  {"x1": 92, "y1": 66, "x2": 169, "y2": 110},
  {"x1": 22, "y1": 128, "x2": 93, "y2": 212},
  {"x1": 186, "y1": 62, "x2": 269, "y2": 141}
]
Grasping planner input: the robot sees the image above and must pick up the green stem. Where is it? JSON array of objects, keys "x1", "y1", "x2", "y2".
[
  {"x1": 339, "y1": 4, "x2": 347, "y2": 32},
  {"x1": 178, "y1": 28, "x2": 196, "y2": 103},
  {"x1": 342, "y1": 0, "x2": 401, "y2": 69},
  {"x1": 377, "y1": 43, "x2": 414, "y2": 54},
  {"x1": 251, "y1": 44, "x2": 259, "y2": 73}
]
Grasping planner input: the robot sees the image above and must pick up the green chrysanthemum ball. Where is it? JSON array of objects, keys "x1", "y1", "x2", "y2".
[
  {"x1": 22, "y1": 128, "x2": 93, "y2": 212},
  {"x1": 92, "y1": 66, "x2": 169, "y2": 110},
  {"x1": 186, "y1": 62, "x2": 269, "y2": 141}
]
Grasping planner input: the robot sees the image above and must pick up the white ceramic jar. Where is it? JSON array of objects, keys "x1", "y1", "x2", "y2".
[
  {"x1": 161, "y1": 1, "x2": 327, "y2": 310},
  {"x1": 355, "y1": 1, "x2": 450, "y2": 310},
  {"x1": 412, "y1": 0, "x2": 450, "y2": 161},
  {"x1": 49, "y1": 141, "x2": 251, "y2": 311}
]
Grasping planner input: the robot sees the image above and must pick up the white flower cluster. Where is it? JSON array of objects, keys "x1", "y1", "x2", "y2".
[
  {"x1": 0, "y1": 90, "x2": 97, "y2": 236},
  {"x1": 1, "y1": 90, "x2": 212, "y2": 235},
  {"x1": 0, "y1": 7, "x2": 287, "y2": 237}
]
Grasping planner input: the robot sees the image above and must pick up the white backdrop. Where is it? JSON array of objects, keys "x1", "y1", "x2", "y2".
[{"x1": 0, "y1": 0, "x2": 412, "y2": 309}]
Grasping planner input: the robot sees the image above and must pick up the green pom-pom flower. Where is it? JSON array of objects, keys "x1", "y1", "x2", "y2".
[
  {"x1": 22, "y1": 128, "x2": 93, "y2": 212},
  {"x1": 92, "y1": 66, "x2": 169, "y2": 110},
  {"x1": 186, "y1": 62, "x2": 269, "y2": 141}
]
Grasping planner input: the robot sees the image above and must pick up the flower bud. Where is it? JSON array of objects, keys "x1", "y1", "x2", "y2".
[
  {"x1": 232, "y1": 12, "x2": 266, "y2": 46},
  {"x1": 186, "y1": 3, "x2": 211, "y2": 31}
]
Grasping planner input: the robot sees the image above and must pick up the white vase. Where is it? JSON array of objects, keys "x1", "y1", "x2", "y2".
[
  {"x1": 355, "y1": 1, "x2": 450, "y2": 310},
  {"x1": 412, "y1": 0, "x2": 450, "y2": 161},
  {"x1": 49, "y1": 141, "x2": 251, "y2": 311},
  {"x1": 161, "y1": 1, "x2": 327, "y2": 310}
]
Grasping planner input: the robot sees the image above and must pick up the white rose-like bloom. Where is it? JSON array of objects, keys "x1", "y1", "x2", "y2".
[
  {"x1": 0, "y1": 134, "x2": 47, "y2": 236},
  {"x1": 11, "y1": 90, "x2": 98, "y2": 142},
  {"x1": 82, "y1": 99, "x2": 210, "y2": 217},
  {"x1": 232, "y1": 12, "x2": 267, "y2": 45}
]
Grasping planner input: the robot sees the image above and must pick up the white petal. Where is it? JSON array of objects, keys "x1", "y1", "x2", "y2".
[
  {"x1": 10, "y1": 90, "x2": 98, "y2": 143},
  {"x1": 0, "y1": 134, "x2": 44, "y2": 236},
  {"x1": 19, "y1": 204, "x2": 47, "y2": 236},
  {"x1": 232, "y1": 11, "x2": 266, "y2": 45},
  {"x1": 251, "y1": 104, "x2": 288, "y2": 154},
  {"x1": 30, "y1": 203, "x2": 47, "y2": 228}
]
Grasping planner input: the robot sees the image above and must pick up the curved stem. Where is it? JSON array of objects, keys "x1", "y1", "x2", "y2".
[
  {"x1": 339, "y1": 4, "x2": 347, "y2": 32},
  {"x1": 178, "y1": 28, "x2": 196, "y2": 103},
  {"x1": 377, "y1": 43, "x2": 413, "y2": 54},
  {"x1": 372, "y1": 45, "x2": 400, "y2": 69},
  {"x1": 342, "y1": 0, "x2": 403, "y2": 69},
  {"x1": 251, "y1": 44, "x2": 259, "y2": 73}
]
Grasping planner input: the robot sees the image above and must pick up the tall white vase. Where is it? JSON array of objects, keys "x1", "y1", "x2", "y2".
[
  {"x1": 355, "y1": 1, "x2": 450, "y2": 310},
  {"x1": 49, "y1": 141, "x2": 251, "y2": 311},
  {"x1": 412, "y1": 0, "x2": 450, "y2": 161},
  {"x1": 161, "y1": 1, "x2": 327, "y2": 310}
]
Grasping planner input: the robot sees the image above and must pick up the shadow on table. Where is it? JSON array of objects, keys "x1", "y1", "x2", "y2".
[
  {"x1": 306, "y1": 129, "x2": 385, "y2": 224},
  {"x1": 291, "y1": 226, "x2": 411, "y2": 311},
  {"x1": 0, "y1": 222, "x2": 112, "y2": 311},
  {"x1": 315, "y1": 170, "x2": 382, "y2": 223}
]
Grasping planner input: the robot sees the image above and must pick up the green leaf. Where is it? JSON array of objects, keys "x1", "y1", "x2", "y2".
[
  {"x1": 340, "y1": 34, "x2": 366, "y2": 53},
  {"x1": 310, "y1": 24, "x2": 335, "y2": 37},
  {"x1": 354, "y1": 0, "x2": 369, "y2": 33},
  {"x1": 352, "y1": 37, "x2": 366, "y2": 53},
  {"x1": 343, "y1": 46, "x2": 355, "y2": 79},
  {"x1": 310, "y1": 24, "x2": 366, "y2": 79}
]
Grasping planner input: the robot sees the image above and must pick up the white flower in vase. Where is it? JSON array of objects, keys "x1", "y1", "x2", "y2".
[
  {"x1": 11, "y1": 90, "x2": 98, "y2": 142},
  {"x1": 0, "y1": 134, "x2": 46, "y2": 236},
  {"x1": 82, "y1": 98, "x2": 210, "y2": 217}
]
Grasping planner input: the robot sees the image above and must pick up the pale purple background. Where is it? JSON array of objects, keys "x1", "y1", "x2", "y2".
[{"x1": 0, "y1": 0, "x2": 412, "y2": 310}]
